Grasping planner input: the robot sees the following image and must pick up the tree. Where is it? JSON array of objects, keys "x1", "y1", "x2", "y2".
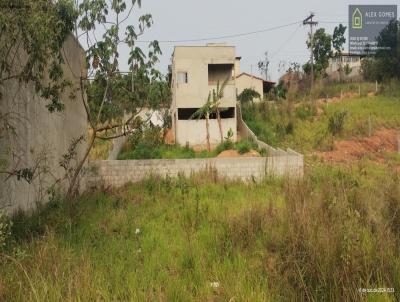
[
  {"x1": 273, "y1": 81, "x2": 287, "y2": 100},
  {"x1": 306, "y1": 28, "x2": 332, "y2": 77},
  {"x1": 375, "y1": 19, "x2": 400, "y2": 79},
  {"x1": 190, "y1": 94, "x2": 213, "y2": 152},
  {"x1": 66, "y1": 0, "x2": 166, "y2": 197},
  {"x1": 361, "y1": 19, "x2": 400, "y2": 81},
  {"x1": 237, "y1": 88, "x2": 261, "y2": 104},
  {"x1": 0, "y1": 0, "x2": 77, "y2": 112},
  {"x1": 258, "y1": 52, "x2": 270, "y2": 80},
  {"x1": 210, "y1": 78, "x2": 229, "y2": 143},
  {"x1": 332, "y1": 24, "x2": 347, "y2": 55},
  {"x1": 0, "y1": 0, "x2": 78, "y2": 183},
  {"x1": 332, "y1": 24, "x2": 347, "y2": 81}
]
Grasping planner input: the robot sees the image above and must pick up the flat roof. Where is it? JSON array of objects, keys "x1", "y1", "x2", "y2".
[{"x1": 174, "y1": 45, "x2": 235, "y2": 49}]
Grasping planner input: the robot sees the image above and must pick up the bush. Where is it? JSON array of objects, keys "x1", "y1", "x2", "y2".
[
  {"x1": 295, "y1": 103, "x2": 317, "y2": 120},
  {"x1": 328, "y1": 111, "x2": 347, "y2": 136},
  {"x1": 215, "y1": 140, "x2": 234, "y2": 154},
  {"x1": 235, "y1": 139, "x2": 255, "y2": 154},
  {"x1": 0, "y1": 211, "x2": 12, "y2": 251},
  {"x1": 237, "y1": 88, "x2": 261, "y2": 103},
  {"x1": 118, "y1": 143, "x2": 198, "y2": 160},
  {"x1": 379, "y1": 79, "x2": 400, "y2": 98}
]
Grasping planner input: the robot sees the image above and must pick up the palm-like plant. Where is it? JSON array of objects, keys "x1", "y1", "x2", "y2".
[
  {"x1": 190, "y1": 77, "x2": 230, "y2": 150},
  {"x1": 190, "y1": 93, "x2": 213, "y2": 151},
  {"x1": 211, "y1": 77, "x2": 229, "y2": 143}
]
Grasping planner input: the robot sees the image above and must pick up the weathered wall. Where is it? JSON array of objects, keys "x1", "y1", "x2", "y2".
[
  {"x1": 86, "y1": 155, "x2": 303, "y2": 189},
  {"x1": 236, "y1": 74, "x2": 264, "y2": 99},
  {"x1": 176, "y1": 118, "x2": 237, "y2": 147},
  {"x1": 0, "y1": 35, "x2": 88, "y2": 214}
]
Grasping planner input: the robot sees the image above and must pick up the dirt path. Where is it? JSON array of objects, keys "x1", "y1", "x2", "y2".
[{"x1": 316, "y1": 128, "x2": 399, "y2": 164}]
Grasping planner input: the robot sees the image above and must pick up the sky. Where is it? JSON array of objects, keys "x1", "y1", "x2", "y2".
[{"x1": 82, "y1": 0, "x2": 399, "y2": 82}]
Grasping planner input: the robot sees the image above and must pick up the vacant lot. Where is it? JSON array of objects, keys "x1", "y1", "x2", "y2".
[
  {"x1": 1, "y1": 161, "x2": 399, "y2": 301},
  {"x1": 243, "y1": 95, "x2": 400, "y2": 154}
]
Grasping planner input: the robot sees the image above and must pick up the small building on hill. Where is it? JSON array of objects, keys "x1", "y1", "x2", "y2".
[
  {"x1": 234, "y1": 55, "x2": 275, "y2": 99},
  {"x1": 236, "y1": 72, "x2": 275, "y2": 100},
  {"x1": 326, "y1": 53, "x2": 362, "y2": 81}
]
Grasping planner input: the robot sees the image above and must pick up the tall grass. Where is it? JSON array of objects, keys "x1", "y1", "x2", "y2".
[
  {"x1": 1, "y1": 162, "x2": 399, "y2": 301},
  {"x1": 243, "y1": 95, "x2": 400, "y2": 152}
]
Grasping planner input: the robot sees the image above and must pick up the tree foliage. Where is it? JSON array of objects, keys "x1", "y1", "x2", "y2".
[
  {"x1": 306, "y1": 28, "x2": 332, "y2": 76},
  {"x1": 65, "y1": 0, "x2": 169, "y2": 196},
  {"x1": 332, "y1": 24, "x2": 347, "y2": 55},
  {"x1": 0, "y1": 0, "x2": 78, "y2": 112},
  {"x1": 362, "y1": 19, "x2": 400, "y2": 81},
  {"x1": 237, "y1": 88, "x2": 261, "y2": 104},
  {"x1": 303, "y1": 25, "x2": 347, "y2": 78}
]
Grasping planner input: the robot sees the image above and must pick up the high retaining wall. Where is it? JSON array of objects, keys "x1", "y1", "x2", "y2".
[
  {"x1": 87, "y1": 155, "x2": 303, "y2": 189},
  {"x1": 0, "y1": 35, "x2": 88, "y2": 214}
]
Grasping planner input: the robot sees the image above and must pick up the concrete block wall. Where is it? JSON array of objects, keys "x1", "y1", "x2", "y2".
[{"x1": 86, "y1": 155, "x2": 303, "y2": 189}]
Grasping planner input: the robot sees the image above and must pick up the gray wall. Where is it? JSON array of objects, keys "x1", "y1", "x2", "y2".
[
  {"x1": 0, "y1": 35, "x2": 88, "y2": 213},
  {"x1": 87, "y1": 156, "x2": 303, "y2": 189}
]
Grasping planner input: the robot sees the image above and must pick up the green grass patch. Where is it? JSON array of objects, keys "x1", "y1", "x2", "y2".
[
  {"x1": 243, "y1": 95, "x2": 400, "y2": 153},
  {"x1": 1, "y1": 162, "x2": 400, "y2": 301},
  {"x1": 118, "y1": 139, "x2": 263, "y2": 160}
]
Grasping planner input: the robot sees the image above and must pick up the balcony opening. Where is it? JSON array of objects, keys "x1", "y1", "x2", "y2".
[
  {"x1": 220, "y1": 107, "x2": 235, "y2": 119},
  {"x1": 208, "y1": 64, "x2": 234, "y2": 85},
  {"x1": 177, "y1": 107, "x2": 235, "y2": 120}
]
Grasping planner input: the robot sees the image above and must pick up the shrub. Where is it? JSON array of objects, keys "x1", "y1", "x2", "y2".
[
  {"x1": 237, "y1": 88, "x2": 261, "y2": 103},
  {"x1": 328, "y1": 111, "x2": 347, "y2": 136},
  {"x1": 295, "y1": 103, "x2": 317, "y2": 120},
  {"x1": 235, "y1": 139, "x2": 255, "y2": 154},
  {"x1": 215, "y1": 140, "x2": 234, "y2": 155},
  {"x1": 0, "y1": 211, "x2": 12, "y2": 251},
  {"x1": 379, "y1": 79, "x2": 400, "y2": 98}
]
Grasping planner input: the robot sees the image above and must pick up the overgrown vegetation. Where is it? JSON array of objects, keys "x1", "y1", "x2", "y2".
[
  {"x1": 361, "y1": 19, "x2": 400, "y2": 82},
  {"x1": 117, "y1": 137, "x2": 262, "y2": 160},
  {"x1": 1, "y1": 162, "x2": 399, "y2": 301},
  {"x1": 243, "y1": 89, "x2": 400, "y2": 152}
]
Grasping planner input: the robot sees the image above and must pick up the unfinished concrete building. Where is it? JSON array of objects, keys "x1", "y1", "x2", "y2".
[{"x1": 170, "y1": 44, "x2": 238, "y2": 148}]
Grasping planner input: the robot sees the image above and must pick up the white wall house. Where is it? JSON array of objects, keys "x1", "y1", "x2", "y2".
[{"x1": 326, "y1": 53, "x2": 362, "y2": 80}]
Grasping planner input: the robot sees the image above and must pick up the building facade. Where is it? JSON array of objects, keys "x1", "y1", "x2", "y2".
[
  {"x1": 236, "y1": 72, "x2": 275, "y2": 100},
  {"x1": 326, "y1": 53, "x2": 362, "y2": 80},
  {"x1": 171, "y1": 44, "x2": 238, "y2": 148}
]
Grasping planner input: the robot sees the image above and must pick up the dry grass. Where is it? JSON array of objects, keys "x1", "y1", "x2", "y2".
[{"x1": 1, "y1": 162, "x2": 399, "y2": 301}]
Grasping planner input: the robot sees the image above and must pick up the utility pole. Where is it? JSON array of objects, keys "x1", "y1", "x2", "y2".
[
  {"x1": 258, "y1": 52, "x2": 270, "y2": 81},
  {"x1": 303, "y1": 13, "x2": 318, "y2": 92},
  {"x1": 263, "y1": 52, "x2": 269, "y2": 80}
]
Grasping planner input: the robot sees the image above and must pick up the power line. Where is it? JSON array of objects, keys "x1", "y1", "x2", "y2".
[
  {"x1": 136, "y1": 20, "x2": 302, "y2": 43},
  {"x1": 270, "y1": 24, "x2": 303, "y2": 59}
]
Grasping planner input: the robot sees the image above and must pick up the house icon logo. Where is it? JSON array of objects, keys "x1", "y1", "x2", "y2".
[{"x1": 352, "y1": 8, "x2": 363, "y2": 29}]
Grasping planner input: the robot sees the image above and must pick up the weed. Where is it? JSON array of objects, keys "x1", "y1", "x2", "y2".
[{"x1": 328, "y1": 111, "x2": 347, "y2": 136}]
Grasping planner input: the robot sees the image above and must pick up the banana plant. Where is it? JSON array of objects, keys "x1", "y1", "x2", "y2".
[
  {"x1": 210, "y1": 77, "x2": 230, "y2": 143},
  {"x1": 190, "y1": 93, "x2": 213, "y2": 151}
]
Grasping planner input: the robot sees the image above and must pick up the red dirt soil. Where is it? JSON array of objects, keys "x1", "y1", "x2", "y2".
[
  {"x1": 317, "y1": 128, "x2": 399, "y2": 163},
  {"x1": 217, "y1": 149, "x2": 261, "y2": 158}
]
